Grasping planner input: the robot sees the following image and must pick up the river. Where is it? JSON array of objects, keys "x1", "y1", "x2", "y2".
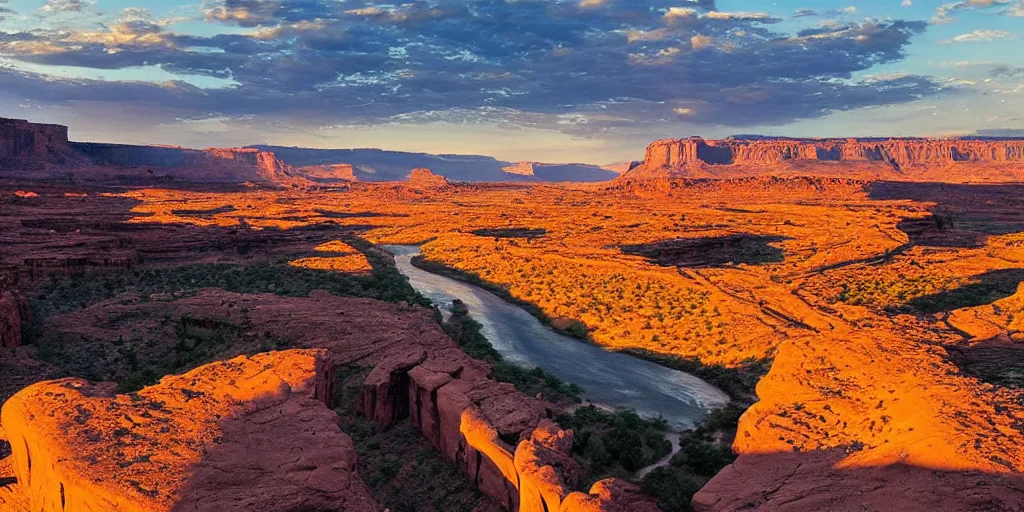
[{"x1": 383, "y1": 245, "x2": 730, "y2": 430}]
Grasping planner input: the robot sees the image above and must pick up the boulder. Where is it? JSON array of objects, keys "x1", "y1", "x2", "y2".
[{"x1": 561, "y1": 479, "x2": 660, "y2": 512}]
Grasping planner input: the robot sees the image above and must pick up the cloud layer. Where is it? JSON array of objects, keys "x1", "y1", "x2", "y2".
[{"x1": 0, "y1": 0, "x2": 947, "y2": 137}]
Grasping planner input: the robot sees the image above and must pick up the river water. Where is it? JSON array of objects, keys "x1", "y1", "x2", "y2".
[{"x1": 383, "y1": 245, "x2": 730, "y2": 430}]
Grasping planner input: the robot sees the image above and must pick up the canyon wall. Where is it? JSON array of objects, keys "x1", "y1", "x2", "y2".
[
  {"x1": 74, "y1": 143, "x2": 310, "y2": 186},
  {"x1": 1, "y1": 349, "x2": 378, "y2": 512},
  {"x1": 0, "y1": 272, "x2": 29, "y2": 350},
  {"x1": 359, "y1": 352, "x2": 659, "y2": 512},
  {"x1": 629, "y1": 137, "x2": 1024, "y2": 181},
  {"x1": 0, "y1": 118, "x2": 83, "y2": 169}
]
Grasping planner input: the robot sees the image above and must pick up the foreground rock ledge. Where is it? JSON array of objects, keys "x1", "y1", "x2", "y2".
[{"x1": 0, "y1": 349, "x2": 377, "y2": 512}]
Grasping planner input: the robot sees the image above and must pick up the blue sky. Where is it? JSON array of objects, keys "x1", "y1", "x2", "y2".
[{"x1": 0, "y1": 0, "x2": 1021, "y2": 163}]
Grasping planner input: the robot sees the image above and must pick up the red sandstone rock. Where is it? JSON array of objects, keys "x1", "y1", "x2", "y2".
[
  {"x1": 503, "y1": 162, "x2": 537, "y2": 177},
  {"x1": 296, "y1": 163, "x2": 358, "y2": 182},
  {"x1": 0, "y1": 118, "x2": 83, "y2": 171},
  {"x1": 0, "y1": 349, "x2": 377, "y2": 512},
  {"x1": 560, "y1": 479, "x2": 660, "y2": 512},
  {"x1": 0, "y1": 291, "x2": 29, "y2": 349},
  {"x1": 408, "y1": 168, "x2": 451, "y2": 188},
  {"x1": 692, "y1": 449, "x2": 1024, "y2": 512},
  {"x1": 515, "y1": 420, "x2": 581, "y2": 512},
  {"x1": 626, "y1": 137, "x2": 1024, "y2": 182}
]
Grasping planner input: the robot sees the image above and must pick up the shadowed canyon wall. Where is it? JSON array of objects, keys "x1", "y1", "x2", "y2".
[{"x1": 357, "y1": 346, "x2": 658, "y2": 512}]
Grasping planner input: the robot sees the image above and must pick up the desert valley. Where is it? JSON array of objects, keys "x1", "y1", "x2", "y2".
[{"x1": 1, "y1": 116, "x2": 1024, "y2": 511}]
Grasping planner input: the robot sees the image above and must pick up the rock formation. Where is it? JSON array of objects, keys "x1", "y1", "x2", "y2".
[
  {"x1": 0, "y1": 118, "x2": 84, "y2": 170},
  {"x1": 0, "y1": 291, "x2": 29, "y2": 349},
  {"x1": 407, "y1": 167, "x2": 451, "y2": 188},
  {"x1": 75, "y1": 143, "x2": 312, "y2": 188},
  {"x1": 625, "y1": 137, "x2": 1024, "y2": 182},
  {"x1": 503, "y1": 162, "x2": 537, "y2": 177},
  {"x1": 0, "y1": 349, "x2": 378, "y2": 512},
  {"x1": 295, "y1": 163, "x2": 358, "y2": 183}
]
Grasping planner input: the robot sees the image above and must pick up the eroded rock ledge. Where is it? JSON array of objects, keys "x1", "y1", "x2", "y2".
[
  {"x1": 1, "y1": 349, "x2": 377, "y2": 512},
  {"x1": 1, "y1": 289, "x2": 653, "y2": 511}
]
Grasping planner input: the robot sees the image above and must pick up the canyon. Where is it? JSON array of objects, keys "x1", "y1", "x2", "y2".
[{"x1": 2, "y1": 115, "x2": 1024, "y2": 511}]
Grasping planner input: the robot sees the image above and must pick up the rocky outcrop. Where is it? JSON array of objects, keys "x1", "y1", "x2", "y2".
[
  {"x1": 562, "y1": 479, "x2": 660, "y2": 512},
  {"x1": 0, "y1": 291, "x2": 30, "y2": 349},
  {"x1": 295, "y1": 163, "x2": 358, "y2": 183},
  {"x1": 361, "y1": 342, "x2": 653, "y2": 512},
  {"x1": 502, "y1": 162, "x2": 537, "y2": 177},
  {"x1": 0, "y1": 349, "x2": 377, "y2": 512},
  {"x1": 407, "y1": 167, "x2": 451, "y2": 188},
  {"x1": 73, "y1": 143, "x2": 311, "y2": 187},
  {"x1": 0, "y1": 118, "x2": 84, "y2": 171},
  {"x1": 626, "y1": 137, "x2": 1024, "y2": 182}
]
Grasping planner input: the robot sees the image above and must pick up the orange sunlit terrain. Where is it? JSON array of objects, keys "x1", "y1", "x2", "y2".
[{"x1": 3, "y1": 177, "x2": 1024, "y2": 510}]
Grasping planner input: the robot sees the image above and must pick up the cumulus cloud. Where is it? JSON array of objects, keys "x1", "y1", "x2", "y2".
[
  {"x1": 902, "y1": 0, "x2": 912, "y2": 6},
  {"x1": 941, "y1": 29, "x2": 1014, "y2": 43},
  {"x1": 932, "y1": 0, "x2": 1011, "y2": 24},
  {"x1": 1004, "y1": 1, "x2": 1024, "y2": 15},
  {"x1": 0, "y1": 0, "x2": 944, "y2": 135},
  {"x1": 39, "y1": 0, "x2": 87, "y2": 13}
]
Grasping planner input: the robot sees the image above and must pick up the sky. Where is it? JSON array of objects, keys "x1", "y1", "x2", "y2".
[{"x1": 0, "y1": 0, "x2": 1021, "y2": 164}]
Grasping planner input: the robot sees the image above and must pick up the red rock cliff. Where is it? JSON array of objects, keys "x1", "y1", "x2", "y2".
[
  {"x1": 0, "y1": 349, "x2": 377, "y2": 512},
  {"x1": 407, "y1": 167, "x2": 451, "y2": 188},
  {"x1": 628, "y1": 137, "x2": 1024, "y2": 181},
  {"x1": 0, "y1": 118, "x2": 83, "y2": 170}
]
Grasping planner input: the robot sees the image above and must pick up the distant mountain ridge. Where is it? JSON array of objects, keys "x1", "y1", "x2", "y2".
[{"x1": 250, "y1": 145, "x2": 619, "y2": 182}]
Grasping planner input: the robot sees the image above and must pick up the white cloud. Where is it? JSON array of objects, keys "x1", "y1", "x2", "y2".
[
  {"x1": 1004, "y1": 1, "x2": 1024, "y2": 15},
  {"x1": 941, "y1": 29, "x2": 1015, "y2": 43},
  {"x1": 663, "y1": 7, "x2": 697, "y2": 21},
  {"x1": 705, "y1": 11, "x2": 776, "y2": 21},
  {"x1": 901, "y1": 0, "x2": 913, "y2": 6}
]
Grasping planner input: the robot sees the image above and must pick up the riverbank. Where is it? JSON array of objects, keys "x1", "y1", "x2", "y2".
[{"x1": 408, "y1": 248, "x2": 762, "y2": 405}]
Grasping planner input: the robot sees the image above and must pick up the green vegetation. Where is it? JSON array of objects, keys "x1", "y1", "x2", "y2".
[
  {"x1": 619, "y1": 349, "x2": 769, "y2": 404},
  {"x1": 28, "y1": 241, "x2": 428, "y2": 325},
  {"x1": 442, "y1": 312, "x2": 583, "y2": 403},
  {"x1": 556, "y1": 406, "x2": 672, "y2": 488},
  {"x1": 641, "y1": 404, "x2": 744, "y2": 512},
  {"x1": 34, "y1": 314, "x2": 292, "y2": 394},
  {"x1": 411, "y1": 255, "x2": 591, "y2": 341},
  {"x1": 334, "y1": 365, "x2": 485, "y2": 512},
  {"x1": 26, "y1": 239, "x2": 431, "y2": 392}
]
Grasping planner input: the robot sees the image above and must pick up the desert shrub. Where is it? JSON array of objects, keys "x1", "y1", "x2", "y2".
[
  {"x1": 333, "y1": 366, "x2": 485, "y2": 512},
  {"x1": 556, "y1": 406, "x2": 671, "y2": 487}
]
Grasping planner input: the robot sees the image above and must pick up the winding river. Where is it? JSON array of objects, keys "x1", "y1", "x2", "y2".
[{"x1": 383, "y1": 245, "x2": 730, "y2": 430}]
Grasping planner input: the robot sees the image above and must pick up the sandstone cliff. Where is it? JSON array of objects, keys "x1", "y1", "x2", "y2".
[
  {"x1": 74, "y1": 143, "x2": 312, "y2": 187},
  {"x1": 0, "y1": 292, "x2": 29, "y2": 349},
  {"x1": 294, "y1": 163, "x2": 358, "y2": 183},
  {"x1": 503, "y1": 162, "x2": 538, "y2": 177},
  {"x1": 0, "y1": 118, "x2": 85, "y2": 170},
  {"x1": 625, "y1": 137, "x2": 1024, "y2": 182},
  {"x1": 407, "y1": 167, "x2": 451, "y2": 188},
  {"x1": 0, "y1": 349, "x2": 378, "y2": 512}
]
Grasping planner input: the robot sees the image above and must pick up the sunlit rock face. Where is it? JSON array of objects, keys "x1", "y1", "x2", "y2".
[
  {"x1": 407, "y1": 168, "x2": 451, "y2": 188},
  {"x1": 359, "y1": 348, "x2": 658, "y2": 512},
  {"x1": 0, "y1": 349, "x2": 378, "y2": 512},
  {"x1": 626, "y1": 137, "x2": 1024, "y2": 181}
]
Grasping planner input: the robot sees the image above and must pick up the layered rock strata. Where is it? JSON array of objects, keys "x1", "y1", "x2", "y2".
[
  {"x1": 626, "y1": 137, "x2": 1024, "y2": 182},
  {"x1": 0, "y1": 349, "x2": 377, "y2": 512}
]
